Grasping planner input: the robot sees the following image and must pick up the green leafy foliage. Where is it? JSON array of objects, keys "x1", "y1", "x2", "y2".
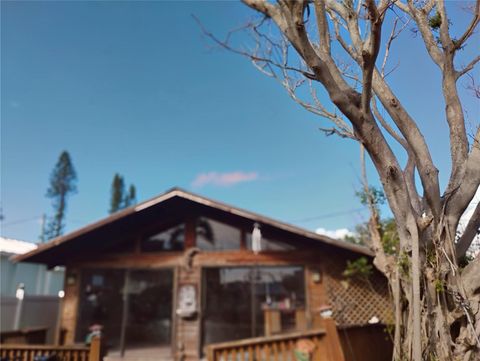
[
  {"x1": 344, "y1": 218, "x2": 399, "y2": 255},
  {"x1": 381, "y1": 218, "x2": 399, "y2": 255},
  {"x1": 428, "y1": 12, "x2": 442, "y2": 30},
  {"x1": 398, "y1": 251, "x2": 410, "y2": 277},
  {"x1": 343, "y1": 257, "x2": 373, "y2": 280},
  {"x1": 355, "y1": 186, "x2": 386, "y2": 207},
  {"x1": 44, "y1": 151, "x2": 77, "y2": 240},
  {"x1": 434, "y1": 279, "x2": 445, "y2": 293}
]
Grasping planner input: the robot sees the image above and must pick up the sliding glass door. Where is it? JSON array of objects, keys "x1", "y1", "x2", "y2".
[
  {"x1": 124, "y1": 270, "x2": 173, "y2": 350},
  {"x1": 76, "y1": 269, "x2": 125, "y2": 348},
  {"x1": 76, "y1": 268, "x2": 173, "y2": 355},
  {"x1": 202, "y1": 266, "x2": 306, "y2": 348}
]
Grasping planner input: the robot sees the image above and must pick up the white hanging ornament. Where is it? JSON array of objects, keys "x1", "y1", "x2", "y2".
[{"x1": 252, "y1": 223, "x2": 262, "y2": 254}]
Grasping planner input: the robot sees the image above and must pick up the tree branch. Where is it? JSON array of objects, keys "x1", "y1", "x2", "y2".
[
  {"x1": 313, "y1": 0, "x2": 331, "y2": 54},
  {"x1": 453, "y1": 0, "x2": 480, "y2": 51},
  {"x1": 371, "y1": 96, "x2": 408, "y2": 150},
  {"x1": 447, "y1": 128, "x2": 480, "y2": 227},
  {"x1": 457, "y1": 55, "x2": 480, "y2": 79},
  {"x1": 398, "y1": 1, "x2": 444, "y2": 69},
  {"x1": 361, "y1": 0, "x2": 383, "y2": 114},
  {"x1": 435, "y1": 0, "x2": 453, "y2": 51},
  {"x1": 381, "y1": 17, "x2": 410, "y2": 78},
  {"x1": 456, "y1": 201, "x2": 480, "y2": 259}
]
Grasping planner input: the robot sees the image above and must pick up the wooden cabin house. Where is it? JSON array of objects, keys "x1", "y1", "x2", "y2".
[{"x1": 15, "y1": 188, "x2": 392, "y2": 361}]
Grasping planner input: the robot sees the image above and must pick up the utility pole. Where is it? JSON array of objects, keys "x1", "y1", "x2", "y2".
[
  {"x1": 0, "y1": 206, "x2": 4, "y2": 235},
  {"x1": 40, "y1": 213, "x2": 46, "y2": 243}
]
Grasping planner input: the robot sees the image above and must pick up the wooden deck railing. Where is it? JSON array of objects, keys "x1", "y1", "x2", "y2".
[
  {"x1": 205, "y1": 319, "x2": 345, "y2": 361},
  {"x1": 0, "y1": 337, "x2": 101, "y2": 361},
  {"x1": 0, "y1": 328, "x2": 48, "y2": 345}
]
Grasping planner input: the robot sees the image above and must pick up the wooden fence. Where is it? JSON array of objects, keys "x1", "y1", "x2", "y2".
[
  {"x1": 0, "y1": 337, "x2": 100, "y2": 361},
  {"x1": 205, "y1": 319, "x2": 344, "y2": 361},
  {"x1": 338, "y1": 324, "x2": 393, "y2": 361}
]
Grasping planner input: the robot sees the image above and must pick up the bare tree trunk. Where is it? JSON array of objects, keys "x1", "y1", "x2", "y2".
[{"x1": 218, "y1": 1, "x2": 480, "y2": 359}]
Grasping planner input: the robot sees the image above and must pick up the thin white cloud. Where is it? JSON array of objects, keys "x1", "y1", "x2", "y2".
[
  {"x1": 315, "y1": 227, "x2": 354, "y2": 240},
  {"x1": 191, "y1": 171, "x2": 259, "y2": 188}
]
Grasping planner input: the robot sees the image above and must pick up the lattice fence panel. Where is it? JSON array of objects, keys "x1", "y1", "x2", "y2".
[{"x1": 323, "y1": 257, "x2": 393, "y2": 326}]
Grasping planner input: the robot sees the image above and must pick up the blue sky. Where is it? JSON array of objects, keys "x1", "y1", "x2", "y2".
[{"x1": 1, "y1": 1, "x2": 478, "y2": 243}]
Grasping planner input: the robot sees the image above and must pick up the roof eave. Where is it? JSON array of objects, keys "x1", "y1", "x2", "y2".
[{"x1": 14, "y1": 187, "x2": 373, "y2": 262}]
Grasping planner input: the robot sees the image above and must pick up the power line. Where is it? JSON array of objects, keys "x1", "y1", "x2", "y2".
[
  {"x1": 2, "y1": 207, "x2": 367, "y2": 229},
  {"x1": 2, "y1": 215, "x2": 90, "y2": 228},
  {"x1": 2, "y1": 216, "x2": 43, "y2": 228},
  {"x1": 290, "y1": 207, "x2": 366, "y2": 223}
]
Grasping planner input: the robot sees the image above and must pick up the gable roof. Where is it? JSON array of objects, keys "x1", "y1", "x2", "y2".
[{"x1": 14, "y1": 187, "x2": 372, "y2": 265}]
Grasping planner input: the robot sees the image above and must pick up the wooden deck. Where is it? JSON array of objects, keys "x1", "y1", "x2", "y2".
[{"x1": 104, "y1": 346, "x2": 173, "y2": 361}]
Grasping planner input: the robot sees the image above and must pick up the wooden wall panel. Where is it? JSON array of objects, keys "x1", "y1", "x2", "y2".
[
  {"x1": 64, "y1": 247, "x2": 393, "y2": 361},
  {"x1": 174, "y1": 266, "x2": 202, "y2": 361},
  {"x1": 60, "y1": 267, "x2": 80, "y2": 344},
  {"x1": 306, "y1": 265, "x2": 329, "y2": 328}
]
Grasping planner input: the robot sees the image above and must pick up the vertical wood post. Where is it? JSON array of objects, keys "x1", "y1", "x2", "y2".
[
  {"x1": 184, "y1": 218, "x2": 196, "y2": 249},
  {"x1": 323, "y1": 318, "x2": 345, "y2": 361},
  {"x1": 119, "y1": 270, "x2": 131, "y2": 357},
  {"x1": 62, "y1": 267, "x2": 81, "y2": 344},
  {"x1": 54, "y1": 296, "x2": 64, "y2": 345},
  {"x1": 88, "y1": 336, "x2": 101, "y2": 361},
  {"x1": 206, "y1": 345, "x2": 214, "y2": 361}
]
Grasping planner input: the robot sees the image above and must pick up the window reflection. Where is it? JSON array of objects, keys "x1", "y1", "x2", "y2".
[
  {"x1": 76, "y1": 269, "x2": 125, "y2": 348},
  {"x1": 141, "y1": 223, "x2": 185, "y2": 252},
  {"x1": 76, "y1": 269, "x2": 173, "y2": 353},
  {"x1": 125, "y1": 270, "x2": 173, "y2": 348},
  {"x1": 196, "y1": 218, "x2": 241, "y2": 251},
  {"x1": 246, "y1": 233, "x2": 296, "y2": 251},
  {"x1": 202, "y1": 266, "x2": 305, "y2": 348}
]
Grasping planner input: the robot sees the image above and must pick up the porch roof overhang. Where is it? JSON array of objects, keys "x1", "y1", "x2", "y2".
[{"x1": 14, "y1": 188, "x2": 373, "y2": 266}]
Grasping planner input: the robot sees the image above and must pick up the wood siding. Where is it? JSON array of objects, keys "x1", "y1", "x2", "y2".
[
  {"x1": 174, "y1": 266, "x2": 202, "y2": 361},
  {"x1": 60, "y1": 268, "x2": 80, "y2": 344},
  {"x1": 62, "y1": 248, "x2": 391, "y2": 361}
]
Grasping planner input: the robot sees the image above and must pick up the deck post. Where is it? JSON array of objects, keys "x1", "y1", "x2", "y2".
[
  {"x1": 323, "y1": 318, "x2": 345, "y2": 361},
  {"x1": 88, "y1": 336, "x2": 101, "y2": 361},
  {"x1": 206, "y1": 345, "x2": 215, "y2": 361}
]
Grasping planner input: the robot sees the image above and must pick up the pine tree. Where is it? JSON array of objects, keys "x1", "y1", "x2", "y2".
[
  {"x1": 109, "y1": 173, "x2": 125, "y2": 214},
  {"x1": 125, "y1": 184, "x2": 137, "y2": 207},
  {"x1": 45, "y1": 151, "x2": 77, "y2": 240},
  {"x1": 109, "y1": 174, "x2": 137, "y2": 213}
]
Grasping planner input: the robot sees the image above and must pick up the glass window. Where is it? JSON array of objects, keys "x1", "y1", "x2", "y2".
[
  {"x1": 76, "y1": 269, "x2": 125, "y2": 348},
  {"x1": 252, "y1": 266, "x2": 306, "y2": 335},
  {"x1": 202, "y1": 268, "x2": 252, "y2": 346},
  {"x1": 141, "y1": 223, "x2": 185, "y2": 252},
  {"x1": 202, "y1": 266, "x2": 305, "y2": 348},
  {"x1": 246, "y1": 233, "x2": 296, "y2": 251},
  {"x1": 125, "y1": 269, "x2": 173, "y2": 348},
  {"x1": 196, "y1": 218, "x2": 241, "y2": 251},
  {"x1": 76, "y1": 269, "x2": 173, "y2": 353}
]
